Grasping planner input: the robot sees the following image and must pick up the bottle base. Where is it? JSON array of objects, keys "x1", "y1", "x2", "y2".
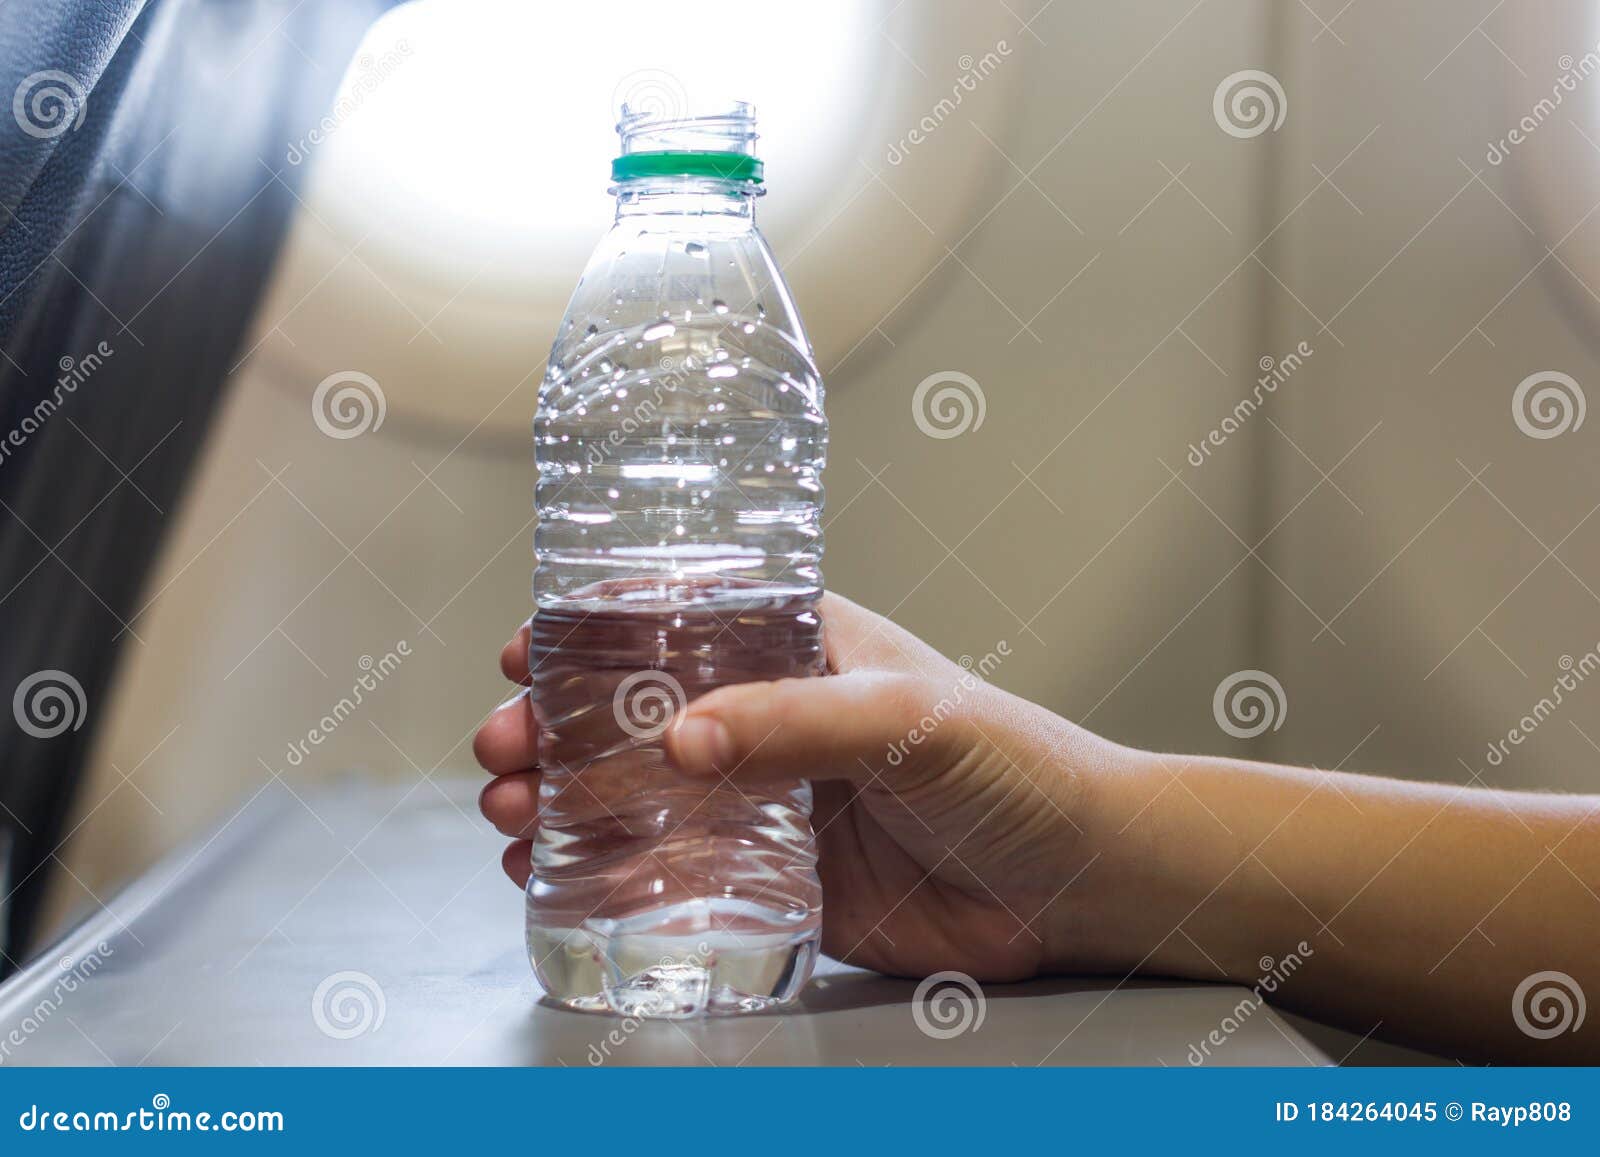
[{"x1": 528, "y1": 899, "x2": 820, "y2": 1018}]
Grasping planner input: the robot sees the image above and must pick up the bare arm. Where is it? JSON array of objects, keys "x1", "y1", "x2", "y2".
[{"x1": 1062, "y1": 751, "x2": 1600, "y2": 1061}]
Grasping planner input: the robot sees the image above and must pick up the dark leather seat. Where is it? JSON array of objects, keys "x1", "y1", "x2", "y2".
[{"x1": 0, "y1": 0, "x2": 391, "y2": 971}]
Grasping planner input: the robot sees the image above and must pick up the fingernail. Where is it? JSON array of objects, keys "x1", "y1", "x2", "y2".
[{"x1": 670, "y1": 715, "x2": 734, "y2": 775}]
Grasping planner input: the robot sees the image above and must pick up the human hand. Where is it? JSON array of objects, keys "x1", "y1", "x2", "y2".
[
  {"x1": 478, "y1": 593, "x2": 1600, "y2": 1061},
  {"x1": 475, "y1": 592, "x2": 1135, "y2": 982}
]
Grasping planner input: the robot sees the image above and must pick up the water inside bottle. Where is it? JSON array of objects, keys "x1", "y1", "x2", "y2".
[{"x1": 525, "y1": 580, "x2": 824, "y2": 1016}]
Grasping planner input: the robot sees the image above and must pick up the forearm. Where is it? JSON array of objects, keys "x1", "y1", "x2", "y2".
[{"x1": 1059, "y1": 746, "x2": 1600, "y2": 1062}]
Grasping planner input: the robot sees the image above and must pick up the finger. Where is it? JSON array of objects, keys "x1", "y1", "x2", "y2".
[
  {"x1": 479, "y1": 771, "x2": 541, "y2": 839},
  {"x1": 501, "y1": 839, "x2": 532, "y2": 888},
  {"x1": 663, "y1": 669, "x2": 933, "y2": 785},
  {"x1": 819, "y1": 592, "x2": 952, "y2": 677},
  {"x1": 500, "y1": 620, "x2": 533, "y2": 685},
  {"x1": 473, "y1": 688, "x2": 539, "y2": 775}
]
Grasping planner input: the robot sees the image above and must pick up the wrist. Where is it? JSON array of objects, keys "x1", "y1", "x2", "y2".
[{"x1": 1042, "y1": 743, "x2": 1271, "y2": 985}]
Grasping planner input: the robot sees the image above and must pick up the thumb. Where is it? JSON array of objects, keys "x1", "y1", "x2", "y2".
[{"x1": 664, "y1": 670, "x2": 936, "y2": 785}]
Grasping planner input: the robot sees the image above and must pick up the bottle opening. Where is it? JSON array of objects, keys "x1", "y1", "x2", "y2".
[{"x1": 612, "y1": 101, "x2": 762, "y2": 185}]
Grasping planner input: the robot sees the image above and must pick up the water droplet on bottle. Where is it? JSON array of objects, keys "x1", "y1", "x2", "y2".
[
  {"x1": 712, "y1": 299, "x2": 729, "y2": 314},
  {"x1": 685, "y1": 241, "x2": 707, "y2": 257}
]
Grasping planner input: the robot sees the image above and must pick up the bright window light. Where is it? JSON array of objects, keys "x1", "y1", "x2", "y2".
[{"x1": 306, "y1": 0, "x2": 876, "y2": 288}]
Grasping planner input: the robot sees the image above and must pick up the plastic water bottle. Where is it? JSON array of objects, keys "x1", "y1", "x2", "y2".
[{"x1": 525, "y1": 102, "x2": 826, "y2": 1017}]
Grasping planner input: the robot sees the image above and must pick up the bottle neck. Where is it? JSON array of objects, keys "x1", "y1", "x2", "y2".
[{"x1": 614, "y1": 177, "x2": 759, "y2": 222}]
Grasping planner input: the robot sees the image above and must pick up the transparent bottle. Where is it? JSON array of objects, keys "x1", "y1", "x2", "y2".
[{"x1": 526, "y1": 102, "x2": 826, "y2": 1017}]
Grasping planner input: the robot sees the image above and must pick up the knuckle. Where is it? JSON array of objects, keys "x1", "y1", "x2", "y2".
[
  {"x1": 768, "y1": 677, "x2": 815, "y2": 732},
  {"x1": 880, "y1": 671, "x2": 941, "y2": 729}
]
